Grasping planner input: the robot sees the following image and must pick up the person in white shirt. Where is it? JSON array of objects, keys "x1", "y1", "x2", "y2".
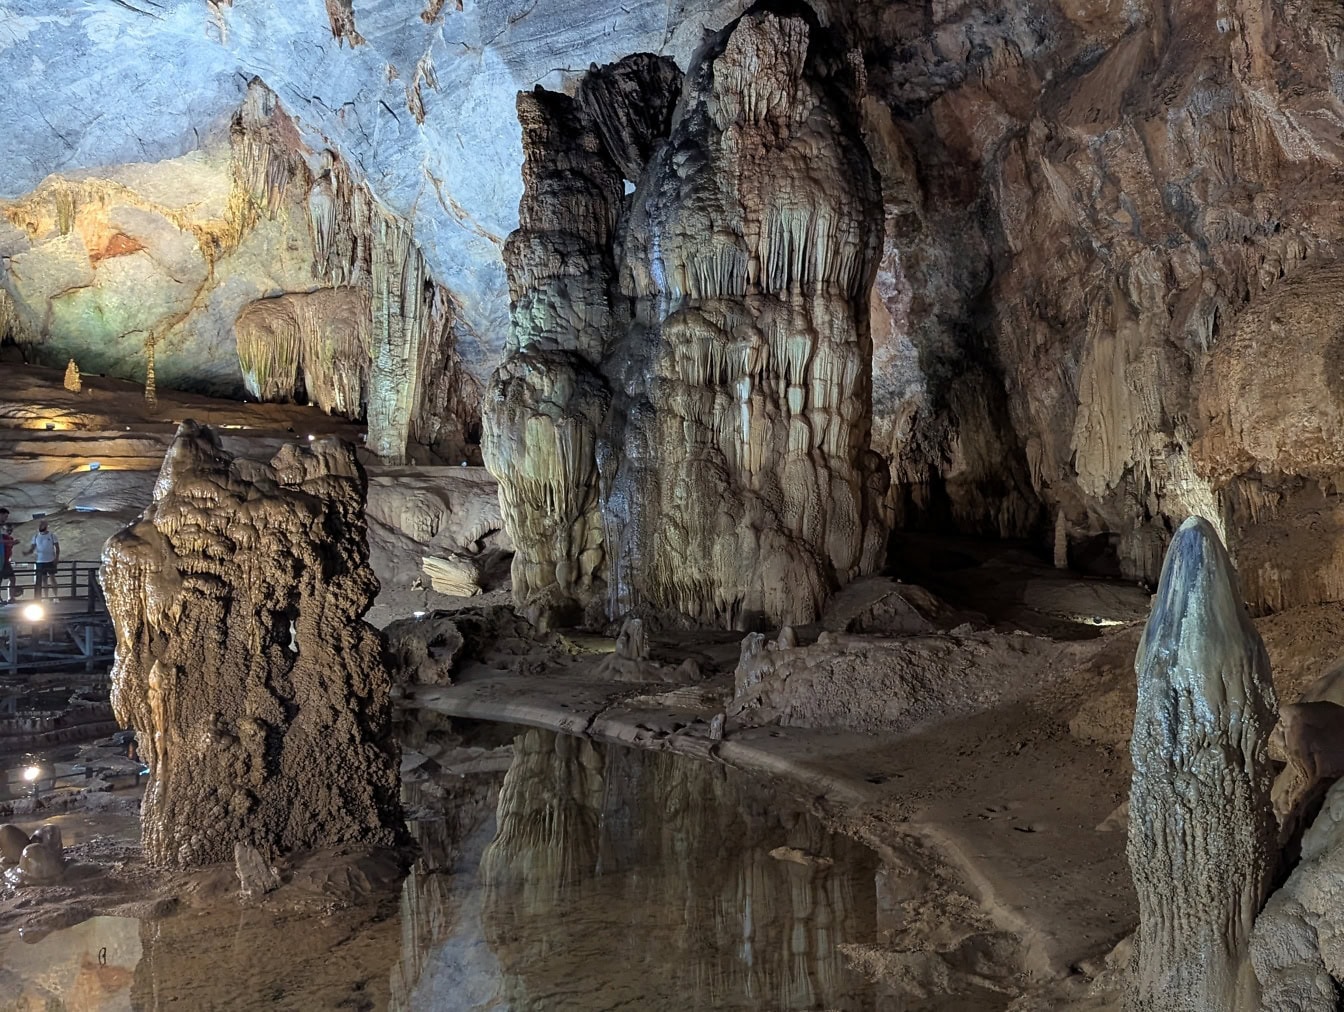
[{"x1": 23, "y1": 520, "x2": 60, "y2": 599}]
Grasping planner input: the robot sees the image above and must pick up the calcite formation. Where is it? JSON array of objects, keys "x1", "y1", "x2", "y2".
[
  {"x1": 485, "y1": 10, "x2": 887, "y2": 629},
  {"x1": 101, "y1": 421, "x2": 403, "y2": 867},
  {"x1": 234, "y1": 288, "x2": 370, "y2": 415},
  {"x1": 482, "y1": 59, "x2": 668, "y2": 626},
  {"x1": 1126, "y1": 517, "x2": 1278, "y2": 1011},
  {"x1": 13, "y1": 2, "x2": 1344, "y2": 607},
  {"x1": 1251, "y1": 778, "x2": 1344, "y2": 1011},
  {"x1": 602, "y1": 10, "x2": 887, "y2": 629}
]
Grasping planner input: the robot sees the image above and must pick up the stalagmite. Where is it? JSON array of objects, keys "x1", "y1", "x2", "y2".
[
  {"x1": 1126, "y1": 516, "x2": 1278, "y2": 1011},
  {"x1": 143, "y1": 340, "x2": 157, "y2": 408},
  {"x1": 481, "y1": 85, "x2": 624, "y2": 626},
  {"x1": 63, "y1": 358, "x2": 80, "y2": 393},
  {"x1": 602, "y1": 8, "x2": 887, "y2": 629},
  {"x1": 101, "y1": 421, "x2": 403, "y2": 867}
]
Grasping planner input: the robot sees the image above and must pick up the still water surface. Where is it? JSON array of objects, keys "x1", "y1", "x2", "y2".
[{"x1": 1, "y1": 728, "x2": 882, "y2": 1010}]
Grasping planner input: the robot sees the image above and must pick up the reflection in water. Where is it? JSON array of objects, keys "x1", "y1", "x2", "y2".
[
  {"x1": 404, "y1": 728, "x2": 879, "y2": 1010},
  {"x1": 2, "y1": 731, "x2": 882, "y2": 1010},
  {"x1": 0, "y1": 915, "x2": 139, "y2": 1011}
]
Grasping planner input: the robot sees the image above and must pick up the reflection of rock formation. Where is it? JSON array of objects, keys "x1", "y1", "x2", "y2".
[
  {"x1": 102, "y1": 421, "x2": 402, "y2": 867},
  {"x1": 130, "y1": 902, "x2": 398, "y2": 1010},
  {"x1": 1127, "y1": 517, "x2": 1277, "y2": 1011},
  {"x1": 603, "y1": 9, "x2": 887, "y2": 629},
  {"x1": 389, "y1": 778, "x2": 502, "y2": 1011},
  {"x1": 484, "y1": 9, "x2": 887, "y2": 630},
  {"x1": 480, "y1": 728, "x2": 876, "y2": 1010}
]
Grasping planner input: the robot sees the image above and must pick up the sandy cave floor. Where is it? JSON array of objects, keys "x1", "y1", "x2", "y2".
[{"x1": 2, "y1": 363, "x2": 1343, "y2": 1009}]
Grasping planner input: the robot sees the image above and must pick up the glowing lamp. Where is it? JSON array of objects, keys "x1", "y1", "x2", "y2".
[
  {"x1": 21, "y1": 765, "x2": 41, "y2": 783},
  {"x1": 21, "y1": 603, "x2": 45, "y2": 622}
]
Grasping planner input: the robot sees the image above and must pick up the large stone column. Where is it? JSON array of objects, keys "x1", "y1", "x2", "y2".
[
  {"x1": 1126, "y1": 516, "x2": 1278, "y2": 1010},
  {"x1": 102, "y1": 422, "x2": 403, "y2": 867},
  {"x1": 602, "y1": 8, "x2": 888, "y2": 630}
]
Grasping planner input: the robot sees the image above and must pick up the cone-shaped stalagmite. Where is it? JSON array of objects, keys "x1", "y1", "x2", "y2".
[{"x1": 1126, "y1": 516, "x2": 1278, "y2": 1011}]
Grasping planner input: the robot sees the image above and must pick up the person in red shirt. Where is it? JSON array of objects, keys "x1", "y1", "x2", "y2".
[{"x1": 1, "y1": 523, "x2": 16, "y2": 603}]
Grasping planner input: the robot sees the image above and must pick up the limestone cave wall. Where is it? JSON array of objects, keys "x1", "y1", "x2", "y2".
[{"x1": 7, "y1": 0, "x2": 1344, "y2": 613}]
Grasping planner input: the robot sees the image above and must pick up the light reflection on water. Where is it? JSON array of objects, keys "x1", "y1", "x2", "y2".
[{"x1": 2, "y1": 729, "x2": 881, "y2": 1011}]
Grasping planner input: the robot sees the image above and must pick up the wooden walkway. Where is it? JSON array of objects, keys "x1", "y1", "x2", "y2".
[{"x1": 0, "y1": 561, "x2": 114, "y2": 675}]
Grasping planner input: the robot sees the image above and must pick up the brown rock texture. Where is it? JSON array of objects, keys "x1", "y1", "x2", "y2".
[
  {"x1": 1126, "y1": 517, "x2": 1278, "y2": 1011},
  {"x1": 101, "y1": 421, "x2": 403, "y2": 867}
]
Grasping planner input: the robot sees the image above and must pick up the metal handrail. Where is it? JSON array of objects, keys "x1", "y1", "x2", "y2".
[{"x1": 2, "y1": 559, "x2": 104, "y2": 613}]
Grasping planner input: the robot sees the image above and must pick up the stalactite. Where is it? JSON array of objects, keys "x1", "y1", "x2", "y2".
[
  {"x1": 228, "y1": 83, "x2": 466, "y2": 463},
  {"x1": 234, "y1": 288, "x2": 371, "y2": 417},
  {"x1": 229, "y1": 80, "x2": 310, "y2": 241},
  {"x1": 368, "y1": 212, "x2": 432, "y2": 463}
]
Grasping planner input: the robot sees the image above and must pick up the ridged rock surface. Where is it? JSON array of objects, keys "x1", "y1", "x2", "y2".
[
  {"x1": 484, "y1": 8, "x2": 889, "y2": 629},
  {"x1": 101, "y1": 421, "x2": 403, "y2": 867},
  {"x1": 1126, "y1": 517, "x2": 1278, "y2": 1011},
  {"x1": 601, "y1": 9, "x2": 887, "y2": 628},
  {"x1": 480, "y1": 83, "x2": 627, "y2": 624}
]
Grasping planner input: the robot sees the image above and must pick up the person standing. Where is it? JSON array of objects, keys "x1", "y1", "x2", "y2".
[
  {"x1": 0, "y1": 524, "x2": 15, "y2": 603},
  {"x1": 23, "y1": 520, "x2": 60, "y2": 599}
]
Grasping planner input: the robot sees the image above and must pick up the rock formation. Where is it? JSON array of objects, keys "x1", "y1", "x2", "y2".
[
  {"x1": 481, "y1": 82, "x2": 623, "y2": 626},
  {"x1": 234, "y1": 288, "x2": 371, "y2": 416},
  {"x1": 484, "y1": 9, "x2": 887, "y2": 629},
  {"x1": 11, "y1": 2, "x2": 1344, "y2": 606},
  {"x1": 601, "y1": 9, "x2": 887, "y2": 629},
  {"x1": 1, "y1": 824, "x2": 65, "y2": 887},
  {"x1": 101, "y1": 421, "x2": 403, "y2": 867},
  {"x1": 1126, "y1": 517, "x2": 1278, "y2": 1011},
  {"x1": 62, "y1": 359, "x2": 80, "y2": 393},
  {"x1": 1251, "y1": 778, "x2": 1344, "y2": 1011}
]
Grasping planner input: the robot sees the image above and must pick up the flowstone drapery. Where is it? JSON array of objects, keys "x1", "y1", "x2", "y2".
[{"x1": 102, "y1": 421, "x2": 403, "y2": 867}]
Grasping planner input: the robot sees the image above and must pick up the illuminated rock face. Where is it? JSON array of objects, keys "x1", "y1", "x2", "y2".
[
  {"x1": 1126, "y1": 517, "x2": 1278, "y2": 1011},
  {"x1": 102, "y1": 421, "x2": 402, "y2": 867},
  {"x1": 603, "y1": 9, "x2": 886, "y2": 629},
  {"x1": 485, "y1": 9, "x2": 887, "y2": 629},
  {"x1": 481, "y1": 85, "x2": 627, "y2": 626},
  {"x1": 234, "y1": 287, "x2": 370, "y2": 415}
]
